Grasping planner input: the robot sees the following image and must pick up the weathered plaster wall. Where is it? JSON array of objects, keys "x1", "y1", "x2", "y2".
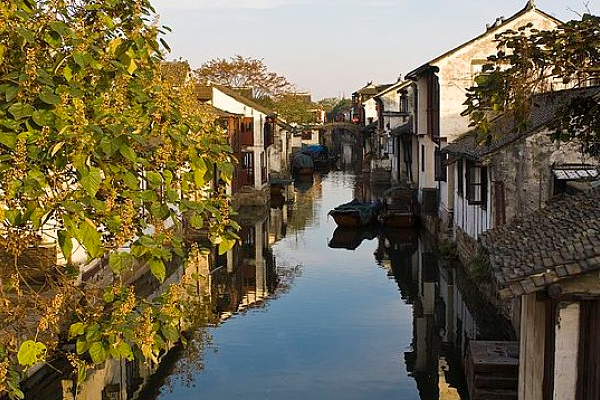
[
  {"x1": 486, "y1": 129, "x2": 592, "y2": 226},
  {"x1": 434, "y1": 9, "x2": 560, "y2": 144},
  {"x1": 363, "y1": 97, "x2": 378, "y2": 124},
  {"x1": 518, "y1": 293, "x2": 547, "y2": 400},
  {"x1": 553, "y1": 302, "x2": 580, "y2": 400}
]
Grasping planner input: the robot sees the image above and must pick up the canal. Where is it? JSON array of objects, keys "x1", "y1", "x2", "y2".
[
  {"x1": 149, "y1": 170, "x2": 472, "y2": 400},
  {"x1": 25, "y1": 170, "x2": 516, "y2": 400}
]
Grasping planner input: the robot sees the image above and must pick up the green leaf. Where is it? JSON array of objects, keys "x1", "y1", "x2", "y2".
[
  {"x1": 8, "y1": 103, "x2": 35, "y2": 120},
  {"x1": 77, "y1": 218, "x2": 103, "y2": 259},
  {"x1": 16, "y1": 27, "x2": 35, "y2": 44},
  {"x1": 161, "y1": 324, "x2": 179, "y2": 342},
  {"x1": 140, "y1": 190, "x2": 158, "y2": 202},
  {"x1": 39, "y1": 91, "x2": 60, "y2": 105},
  {"x1": 63, "y1": 65, "x2": 72, "y2": 81},
  {"x1": 150, "y1": 202, "x2": 169, "y2": 219},
  {"x1": 109, "y1": 252, "x2": 134, "y2": 274},
  {"x1": 17, "y1": 340, "x2": 47, "y2": 367},
  {"x1": 149, "y1": 258, "x2": 166, "y2": 283},
  {"x1": 32, "y1": 110, "x2": 56, "y2": 127},
  {"x1": 57, "y1": 230, "x2": 73, "y2": 259},
  {"x1": 76, "y1": 338, "x2": 89, "y2": 355},
  {"x1": 121, "y1": 171, "x2": 139, "y2": 190},
  {"x1": 77, "y1": 362, "x2": 87, "y2": 384},
  {"x1": 85, "y1": 323, "x2": 101, "y2": 342},
  {"x1": 0, "y1": 133, "x2": 17, "y2": 150},
  {"x1": 218, "y1": 238, "x2": 236, "y2": 255},
  {"x1": 115, "y1": 341, "x2": 134, "y2": 361},
  {"x1": 89, "y1": 341, "x2": 108, "y2": 364},
  {"x1": 5, "y1": 86, "x2": 19, "y2": 102},
  {"x1": 119, "y1": 144, "x2": 137, "y2": 163},
  {"x1": 80, "y1": 166, "x2": 102, "y2": 197},
  {"x1": 194, "y1": 170, "x2": 206, "y2": 188},
  {"x1": 146, "y1": 171, "x2": 162, "y2": 188},
  {"x1": 69, "y1": 322, "x2": 86, "y2": 339},
  {"x1": 189, "y1": 213, "x2": 203, "y2": 229}
]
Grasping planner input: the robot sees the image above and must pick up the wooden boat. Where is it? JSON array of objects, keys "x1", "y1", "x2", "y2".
[
  {"x1": 378, "y1": 187, "x2": 418, "y2": 228},
  {"x1": 291, "y1": 153, "x2": 314, "y2": 176},
  {"x1": 328, "y1": 199, "x2": 381, "y2": 228},
  {"x1": 378, "y1": 207, "x2": 417, "y2": 228}
]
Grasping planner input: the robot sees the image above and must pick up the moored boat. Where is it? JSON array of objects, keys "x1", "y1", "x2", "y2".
[
  {"x1": 328, "y1": 199, "x2": 381, "y2": 228},
  {"x1": 378, "y1": 187, "x2": 419, "y2": 228},
  {"x1": 291, "y1": 152, "x2": 314, "y2": 176}
]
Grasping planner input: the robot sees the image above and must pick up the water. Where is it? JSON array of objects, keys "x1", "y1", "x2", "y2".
[
  {"x1": 25, "y1": 170, "x2": 517, "y2": 399},
  {"x1": 151, "y1": 171, "x2": 467, "y2": 400}
]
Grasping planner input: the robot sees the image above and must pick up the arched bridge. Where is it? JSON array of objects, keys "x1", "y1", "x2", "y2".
[{"x1": 318, "y1": 122, "x2": 362, "y2": 136}]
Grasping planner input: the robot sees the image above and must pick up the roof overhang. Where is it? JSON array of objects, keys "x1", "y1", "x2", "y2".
[{"x1": 405, "y1": 64, "x2": 439, "y2": 80}]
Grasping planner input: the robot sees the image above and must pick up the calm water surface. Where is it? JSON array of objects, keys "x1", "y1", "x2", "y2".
[{"x1": 154, "y1": 171, "x2": 463, "y2": 400}]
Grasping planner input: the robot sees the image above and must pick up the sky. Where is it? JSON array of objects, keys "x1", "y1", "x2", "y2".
[{"x1": 151, "y1": 0, "x2": 597, "y2": 100}]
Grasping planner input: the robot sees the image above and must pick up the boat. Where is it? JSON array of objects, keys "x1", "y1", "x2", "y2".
[
  {"x1": 300, "y1": 145, "x2": 338, "y2": 171},
  {"x1": 328, "y1": 199, "x2": 381, "y2": 228},
  {"x1": 378, "y1": 187, "x2": 419, "y2": 228},
  {"x1": 291, "y1": 152, "x2": 314, "y2": 176}
]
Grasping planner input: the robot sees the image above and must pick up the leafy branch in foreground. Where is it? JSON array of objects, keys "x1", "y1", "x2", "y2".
[
  {"x1": 462, "y1": 14, "x2": 600, "y2": 153},
  {"x1": 0, "y1": 0, "x2": 237, "y2": 397}
]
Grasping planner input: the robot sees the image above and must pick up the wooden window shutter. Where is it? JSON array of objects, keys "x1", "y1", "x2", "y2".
[
  {"x1": 427, "y1": 73, "x2": 440, "y2": 141},
  {"x1": 494, "y1": 181, "x2": 506, "y2": 226}
]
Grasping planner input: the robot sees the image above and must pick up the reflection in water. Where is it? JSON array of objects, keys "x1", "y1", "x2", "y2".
[{"x1": 24, "y1": 170, "x2": 516, "y2": 400}]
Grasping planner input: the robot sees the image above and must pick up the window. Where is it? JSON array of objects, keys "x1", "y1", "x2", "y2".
[
  {"x1": 466, "y1": 161, "x2": 487, "y2": 208},
  {"x1": 399, "y1": 90, "x2": 409, "y2": 113},
  {"x1": 263, "y1": 116, "x2": 275, "y2": 147},
  {"x1": 241, "y1": 117, "x2": 254, "y2": 133},
  {"x1": 434, "y1": 148, "x2": 447, "y2": 181},
  {"x1": 421, "y1": 145, "x2": 425, "y2": 173},
  {"x1": 457, "y1": 159, "x2": 464, "y2": 197},
  {"x1": 242, "y1": 152, "x2": 254, "y2": 176}
]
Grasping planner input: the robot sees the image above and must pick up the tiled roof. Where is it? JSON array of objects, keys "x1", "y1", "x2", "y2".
[
  {"x1": 480, "y1": 188, "x2": 600, "y2": 298},
  {"x1": 443, "y1": 86, "x2": 600, "y2": 160},
  {"x1": 390, "y1": 118, "x2": 412, "y2": 136}
]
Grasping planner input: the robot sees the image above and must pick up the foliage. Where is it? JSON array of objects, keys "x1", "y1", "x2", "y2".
[
  {"x1": 462, "y1": 14, "x2": 600, "y2": 154},
  {"x1": 0, "y1": 0, "x2": 237, "y2": 397},
  {"x1": 319, "y1": 97, "x2": 352, "y2": 122},
  {"x1": 258, "y1": 94, "x2": 317, "y2": 125},
  {"x1": 195, "y1": 55, "x2": 293, "y2": 99}
]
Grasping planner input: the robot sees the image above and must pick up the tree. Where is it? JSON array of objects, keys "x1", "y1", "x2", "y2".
[
  {"x1": 195, "y1": 55, "x2": 293, "y2": 99},
  {"x1": 259, "y1": 93, "x2": 317, "y2": 125},
  {"x1": 0, "y1": 0, "x2": 237, "y2": 397},
  {"x1": 462, "y1": 14, "x2": 600, "y2": 155}
]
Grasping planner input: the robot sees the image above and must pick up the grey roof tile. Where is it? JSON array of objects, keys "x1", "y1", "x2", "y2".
[
  {"x1": 443, "y1": 86, "x2": 600, "y2": 160},
  {"x1": 481, "y1": 188, "x2": 600, "y2": 294}
]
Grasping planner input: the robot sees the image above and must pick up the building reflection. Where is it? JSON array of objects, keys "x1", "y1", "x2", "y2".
[
  {"x1": 377, "y1": 227, "x2": 514, "y2": 400},
  {"x1": 22, "y1": 185, "x2": 302, "y2": 400}
]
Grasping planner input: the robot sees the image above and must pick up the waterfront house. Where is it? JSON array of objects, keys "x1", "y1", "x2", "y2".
[
  {"x1": 371, "y1": 79, "x2": 418, "y2": 186},
  {"x1": 403, "y1": 1, "x2": 561, "y2": 224},
  {"x1": 197, "y1": 85, "x2": 282, "y2": 205},
  {"x1": 480, "y1": 188, "x2": 600, "y2": 400},
  {"x1": 442, "y1": 86, "x2": 600, "y2": 264}
]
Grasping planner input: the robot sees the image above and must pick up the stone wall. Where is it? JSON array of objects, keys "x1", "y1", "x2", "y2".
[
  {"x1": 456, "y1": 226, "x2": 478, "y2": 268},
  {"x1": 232, "y1": 185, "x2": 270, "y2": 208}
]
